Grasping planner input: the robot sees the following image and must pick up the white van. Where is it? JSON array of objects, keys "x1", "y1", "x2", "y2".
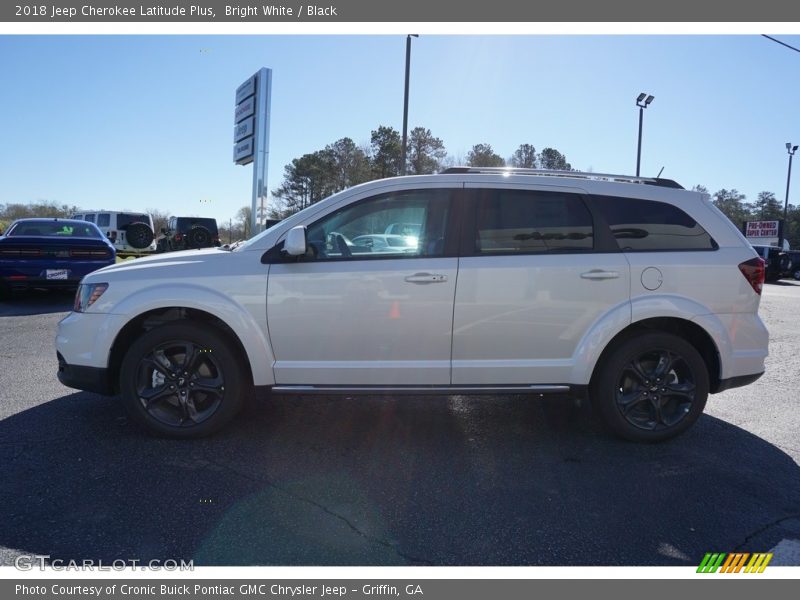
[{"x1": 72, "y1": 211, "x2": 156, "y2": 255}]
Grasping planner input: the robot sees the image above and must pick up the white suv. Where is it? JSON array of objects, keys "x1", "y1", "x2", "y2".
[
  {"x1": 72, "y1": 211, "x2": 157, "y2": 255},
  {"x1": 56, "y1": 169, "x2": 769, "y2": 441}
]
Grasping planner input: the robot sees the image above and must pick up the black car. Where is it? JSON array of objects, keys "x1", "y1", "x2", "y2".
[{"x1": 157, "y1": 217, "x2": 221, "y2": 252}]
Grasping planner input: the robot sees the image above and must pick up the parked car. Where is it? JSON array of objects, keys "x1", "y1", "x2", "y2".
[
  {"x1": 351, "y1": 234, "x2": 419, "y2": 253},
  {"x1": 56, "y1": 168, "x2": 768, "y2": 442},
  {"x1": 157, "y1": 217, "x2": 221, "y2": 252},
  {"x1": 384, "y1": 222, "x2": 421, "y2": 237},
  {"x1": 1, "y1": 218, "x2": 115, "y2": 297},
  {"x1": 72, "y1": 211, "x2": 156, "y2": 256},
  {"x1": 751, "y1": 244, "x2": 800, "y2": 281}
]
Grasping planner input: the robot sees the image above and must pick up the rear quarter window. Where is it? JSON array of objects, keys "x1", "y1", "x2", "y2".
[{"x1": 593, "y1": 195, "x2": 717, "y2": 251}]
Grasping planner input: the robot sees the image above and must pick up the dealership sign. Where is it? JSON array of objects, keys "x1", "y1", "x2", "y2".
[
  {"x1": 233, "y1": 68, "x2": 273, "y2": 236},
  {"x1": 745, "y1": 221, "x2": 779, "y2": 238}
]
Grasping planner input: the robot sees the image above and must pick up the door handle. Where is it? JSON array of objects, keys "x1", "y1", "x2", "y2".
[
  {"x1": 404, "y1": 273, "x2": 448, "y2": 284},
  {"x1": 580, "y1": 270, "x2": 620, "y2": 280}
]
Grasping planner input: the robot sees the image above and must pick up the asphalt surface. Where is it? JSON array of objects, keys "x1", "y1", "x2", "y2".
[{"x1": 1, "y1": 283, "x2": 799, "y2": 566}]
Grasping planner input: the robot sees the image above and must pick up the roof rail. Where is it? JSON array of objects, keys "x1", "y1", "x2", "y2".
[{"x1": 441, "y1": 167, "x2": 684, "y2": 189}]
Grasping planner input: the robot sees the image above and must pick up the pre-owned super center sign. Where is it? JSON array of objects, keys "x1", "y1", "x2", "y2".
[{"x1": 745, "y1": 220, "x2": 779, "y2": 238}]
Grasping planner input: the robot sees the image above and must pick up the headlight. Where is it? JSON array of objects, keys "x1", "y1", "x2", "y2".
[{"x1": 74, "y1": 283, "x2": 108, "y2": 312}]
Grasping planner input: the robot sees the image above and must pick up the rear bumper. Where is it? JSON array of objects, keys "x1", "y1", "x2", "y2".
[
  {"x1": 711, "y1": 371, "x2": 764, "y2": 394},
  {"x1": 56, "y1": 353, "x2": 115, "y2": 395},
  {"x1": 2, "y1": 276, "x2": 81, "y2": 290},
  {"x1": 1, "y1": 260, "x2": 113, "y2": 289}
]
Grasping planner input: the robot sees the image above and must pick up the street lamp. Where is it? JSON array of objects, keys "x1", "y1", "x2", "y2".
[
  {"x1": 400, "y1": 34, "x2": 418, "y2": 176},
  {"x1": 635, "y1": 92, "x2": 654, "y2": 177},
  {"x1": 781, "y1": 142, "x2": 798, "y2": 250}
]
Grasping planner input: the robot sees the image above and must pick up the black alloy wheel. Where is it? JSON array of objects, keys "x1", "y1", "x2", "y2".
[
  {"x1": 120, "y1": 321, "x2": 246, "y2": 438},
  {"x1": 591, "y1": 332, "x2": 709, "y2": 442},
  {"x1": 615, "y1": 349, "x2": 696, "y2": 431}
]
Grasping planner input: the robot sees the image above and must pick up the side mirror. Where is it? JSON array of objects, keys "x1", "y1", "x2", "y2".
[{"x1": 284, "y1": 226, "x2": 307, "y2": 256}]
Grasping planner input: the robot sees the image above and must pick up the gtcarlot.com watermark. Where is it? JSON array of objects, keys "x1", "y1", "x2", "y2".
[{"x1": 14, "y1": 555, "x2": 194, "y2": 571}]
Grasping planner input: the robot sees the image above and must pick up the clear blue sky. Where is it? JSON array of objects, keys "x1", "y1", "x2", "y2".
[{"x1": 1, "y1": 34, "x2": 799, "y2": 224}]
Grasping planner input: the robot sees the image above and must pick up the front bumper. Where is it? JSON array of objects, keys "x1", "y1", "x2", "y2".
[{"x1": 56, "y1": 352, "x2": 115, "y2": 395}]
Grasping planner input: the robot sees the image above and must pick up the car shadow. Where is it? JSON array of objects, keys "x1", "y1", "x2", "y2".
[
  {"x1": 0, "y1": 288, "x2": 74, "y2": 316},
  {"x1": 1, "y1": 392, "x2": 798, "y2": 567}
]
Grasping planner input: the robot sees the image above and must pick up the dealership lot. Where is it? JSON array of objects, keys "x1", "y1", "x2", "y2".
[{"x1": 0, "y1": 283, "x2": 799, "y2": 566}]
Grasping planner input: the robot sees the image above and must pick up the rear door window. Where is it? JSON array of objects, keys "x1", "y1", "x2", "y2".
[{"x1": 471, "y1": 189, "x2": 594, "y2": 255}]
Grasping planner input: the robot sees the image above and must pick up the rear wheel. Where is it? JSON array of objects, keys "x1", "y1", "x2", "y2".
[
  {"x1": 591, "y1": 332, "x2": 709, "y2": 442},
  {"x1": 120, "y1": 321, "x2": 246, "y2": 438}
]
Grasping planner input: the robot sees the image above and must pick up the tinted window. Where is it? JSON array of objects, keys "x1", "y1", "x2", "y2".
[
  {"x1": 305, "y1": 189, "x2": 451, "y2": 260},
  {"x1": 9, "y1": 222, "x2": 103, "y2": 238},
  {"x1": 594, "y1": 195, "x2": 716, "y2": 251},
  {"x1": 96, "y1": 214, "x2": 110, "y2": 228},
  {"x1": 85, "y1": 214, "x2": 96, "y2": 223},
  {"x1": 116, "y1": 213, "x2": 150, "y2": 228},
  {"x1": 176, "y1": 218, "x2": 219, "y2": 233},
  {"x1": 474, "y1": 190, "x2": 593, "y2": 254}
]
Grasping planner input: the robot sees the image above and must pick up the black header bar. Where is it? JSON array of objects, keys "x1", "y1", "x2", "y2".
[{"x1": 3, "y1": 0, "x2": 800, "y2": 22}]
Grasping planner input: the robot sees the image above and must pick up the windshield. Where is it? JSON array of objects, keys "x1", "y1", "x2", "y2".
[{"x1": 8, "y1": 221, "x2": 103, "y2": 239}]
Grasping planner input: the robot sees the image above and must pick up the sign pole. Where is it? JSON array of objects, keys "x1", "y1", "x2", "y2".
[
  {"x1": 233, "y1": 67, "x2": 272, "y2": 238},
  {"x1": 251, "y1": 68, "x2": 271, "y2": 237}
]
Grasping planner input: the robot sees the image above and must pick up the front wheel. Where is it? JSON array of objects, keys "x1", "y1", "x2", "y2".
[
  {"x1": 591, "y1": 332, "x2": 709, "y2": 442},
  {"x1": 119, "y1": 321, "x2": 246, "y2": 438}
]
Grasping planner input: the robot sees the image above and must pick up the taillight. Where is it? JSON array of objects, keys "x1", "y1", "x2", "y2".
[
  {"x1": 0, "y1": 248, "x2": 41, "y2": 257},
  {"x1": 739, "y1": 257, "x2": 765, "y2": 295},
  {"x1": 69, "y1": 249, "x2": 111, "y2": 258},
  {"x1": 175, "y1": 233, "x2": 183, "y2": 241}
]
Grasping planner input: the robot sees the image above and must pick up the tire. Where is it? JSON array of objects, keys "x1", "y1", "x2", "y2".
[
  {"x1": 794, "y1": 269, "x2": 800, "y2": 281},
  {"x1": 590, "y1": 332, "x2": 709, "y2": 443},
  {"x1": 155, "y1": 239, "x2": 167, "y2": 253},
  {"x1": 186, "y1": 225, "x2": 212, "y2": 248},
  {"x1": 778, "y1": 253, "x2": 792, "y2": 274},
  {"x1": 119, "y1": 321, "x2": 247, "y2": 438},
  {"x1": 125, "y1": 222, "x2": 155, "y2": 249}
]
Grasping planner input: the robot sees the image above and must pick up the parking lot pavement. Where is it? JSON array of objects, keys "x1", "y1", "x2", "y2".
[{"x1": 0, "y1": 284, "x2": 799, "y2": 566}]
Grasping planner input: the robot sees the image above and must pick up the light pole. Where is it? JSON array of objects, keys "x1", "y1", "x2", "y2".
[
  {"x1": 635, "y1": 92, "x2": 654, "y2": 177},
  {"x1": 781, "y1": 143, "x2": 798, "y2": 250},
  {"x1": 400, "y1": 34, "x2": 418, "y2": 176}
]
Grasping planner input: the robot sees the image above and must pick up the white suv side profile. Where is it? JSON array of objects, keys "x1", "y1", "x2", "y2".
[{"x1": 56, "y1": 169, "x2": 769, "y2": 442}]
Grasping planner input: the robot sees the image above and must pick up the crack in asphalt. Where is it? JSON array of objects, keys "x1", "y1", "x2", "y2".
[
  {"x1": 733, "y1": 513, "x2": 800, "y2": 551},
  {"x1": 201, "y1": 455, "x2": 435, "y2": 565}
]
